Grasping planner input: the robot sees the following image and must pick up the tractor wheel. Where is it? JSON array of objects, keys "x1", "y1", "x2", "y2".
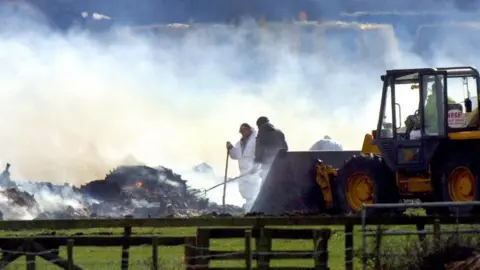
[
  {"x1": 434, "y1": 155, "x2": 479, "y2": 215},
  {"x1": 334, "y1": 154, "x2": 397, "y2": 216}
]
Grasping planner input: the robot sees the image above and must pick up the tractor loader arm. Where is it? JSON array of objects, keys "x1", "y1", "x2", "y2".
[{"x1": 315, "y1": 161, "x2": 336, "y2": 210}]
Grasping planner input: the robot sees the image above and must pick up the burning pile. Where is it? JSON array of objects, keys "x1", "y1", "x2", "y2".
[{"x1": 0, "y1": 163, "x2": 243, "y2": 220}]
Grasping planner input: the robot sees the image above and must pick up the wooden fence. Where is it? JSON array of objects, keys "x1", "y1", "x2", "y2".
[
  {"x1": 0, "y1": 235, "x2": 190, "y2": 270},
  {"x1": 0, "y1": 228, "x2": 332, "y2": 270},
  {"x1": 192, "y1": 227, "x2": 331, "y2": 270},
  {"x1": 0, "y1": 215, "x2": 478, "y2": 270}
]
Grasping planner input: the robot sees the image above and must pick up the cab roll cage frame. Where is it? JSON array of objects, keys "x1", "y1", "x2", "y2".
[{"x1": 376, "y1": 66, "x2": 480, "y2": 138}]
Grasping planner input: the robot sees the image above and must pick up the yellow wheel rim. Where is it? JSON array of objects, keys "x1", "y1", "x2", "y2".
[
  {"x1": 448, "y1": 166, "x2": 475, "y2": 202},
  {"x1": 346, "y1": 173, "x2": 374, "y2": 212}
]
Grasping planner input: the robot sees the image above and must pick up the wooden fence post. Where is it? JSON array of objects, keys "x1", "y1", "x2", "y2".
[
  {"x1": 416, "y1": 222, "x2": 426, "y2": 242},
  {"x1": 345, "y1": 224, "x2": 354, "y2": 270},
  {"x1": 196, "y1": 229, "x2": 211, "y2": 270},
  {"x1": 25, "y1": 238, "x2": 36, "y2": 270},
  {"x1": 433, "y1": 219, "x2": 441, "y2": 248},
  {"x1": 67, "y1": 239, "x2": 74, "y2": 270},
  {"x1": 184, "y1": 237, "x2": 197, "y2": 270},
  {"x1": 313, "y1": 229, "x2": 331, "y2": 270},
  {"x1": 152, "y1": 237, "x2": 159, "y2": 270},
  {"x1": 255, "y1": 227, "x2": 272, "y2": 270},
  {"x1": 121, "y1": 215, "x2": 133, "y2": 270},
  {"x1": 245, "y1": 230, "x2": 252, "y2": 270},
  {"x1": 374, "y1": 225, "x2": 383, "y2": 270}
]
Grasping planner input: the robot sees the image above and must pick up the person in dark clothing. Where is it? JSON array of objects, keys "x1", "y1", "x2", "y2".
[{"x1": 254, "y1": 116, "x2": 288, "y2": 180}]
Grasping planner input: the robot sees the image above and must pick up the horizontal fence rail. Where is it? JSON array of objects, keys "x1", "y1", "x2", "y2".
[{"x1": 2, "y1": 215, "x2": 480, "y2": 230}]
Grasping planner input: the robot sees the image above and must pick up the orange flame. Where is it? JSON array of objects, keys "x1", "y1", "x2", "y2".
[
  {"x1": 136, "y1": 181, "x2": 143, "y2": 188},
  {"x1": 299, "y1": 11, "x2": 308, "y2": 21}
]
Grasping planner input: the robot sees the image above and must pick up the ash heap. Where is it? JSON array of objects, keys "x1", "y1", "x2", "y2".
[{"x1": 0, "y1": 163, "x2": 242, "y2": 220}]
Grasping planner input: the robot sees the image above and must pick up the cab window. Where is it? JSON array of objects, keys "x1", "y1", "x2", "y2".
[
  {"x1": 379, "y1": 84, "x2": 393, "y2": 138},
  {"x1": 394, "y1": 78, "x2": 421, "y2": 137},
  {"x1": 446, "y1": 77, "x2": 477, "y2": 110},
  {"x1": 445, "y1": 76, "x2": 478, "y2": 129},
  {"x1": 422, "y1": 75, "x2": 446, "y2": 136},
  {"x1": 379, "y1": 73, "x2": 422, "y2": 139}
]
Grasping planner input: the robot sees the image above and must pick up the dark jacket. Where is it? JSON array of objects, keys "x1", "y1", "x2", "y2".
[{"x1": 254, "y1": 123, "x2": 288, "y2": 164}]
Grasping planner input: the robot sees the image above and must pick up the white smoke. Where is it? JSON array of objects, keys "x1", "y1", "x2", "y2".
[{"x1": 0, "y1": 3, "x2": 476, "y2": 212}]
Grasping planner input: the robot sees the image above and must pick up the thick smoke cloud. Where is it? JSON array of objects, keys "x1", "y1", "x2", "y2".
[
  {"x1": 0, "y1": 12, "x2": 376, "y2": 179},
  {"x1": 0, "y1": 2, "x2": 477, "y2": 208}
]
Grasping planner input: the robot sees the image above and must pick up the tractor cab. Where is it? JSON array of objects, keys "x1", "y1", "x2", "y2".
[{"x1": 375, "y1": 66, "x2": 480, "y2": 172}]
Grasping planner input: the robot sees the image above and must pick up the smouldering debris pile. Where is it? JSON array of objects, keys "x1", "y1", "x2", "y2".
[{"x1": 0, "y1": 163, "x2": 242, "y2": 220}]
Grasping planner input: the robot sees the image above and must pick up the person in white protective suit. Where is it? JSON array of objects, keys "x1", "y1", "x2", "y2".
[
  {"x1": 309, "y1": 135, "x2": 344, "y2": 151},
  {"x1": 226, "y1": 123, "x2": 261, "y2": 212}
]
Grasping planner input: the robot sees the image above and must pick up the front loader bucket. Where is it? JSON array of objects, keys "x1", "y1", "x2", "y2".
[{"x1": 249, "y1": 150, "x2": 361, "y2": 215}]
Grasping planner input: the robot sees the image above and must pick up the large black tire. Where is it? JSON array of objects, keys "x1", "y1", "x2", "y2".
[
  {"x1": 431, "y1": 153, "x2": 480, "y2": 215},
  {"x1": 334, "y1": 154, "x2": 397, "y2": 216}
]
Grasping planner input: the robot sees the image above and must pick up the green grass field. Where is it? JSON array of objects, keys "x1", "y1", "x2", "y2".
[
  {"x1": 0, "y1": 224, "x2": 436, "y2": 270},
  {"x1": 1, "y1": 220, "x2": 479, "y2": 270}
]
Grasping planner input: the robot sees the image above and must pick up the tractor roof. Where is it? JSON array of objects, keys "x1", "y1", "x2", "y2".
[{"x1": 381, "y1": 67, "x2": 479, "y2": 85}]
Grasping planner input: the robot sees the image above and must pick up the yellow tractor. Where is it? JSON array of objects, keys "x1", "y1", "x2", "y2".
[{"x1": 250, "y1": 66, "x2": 480, "y2": 216}]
